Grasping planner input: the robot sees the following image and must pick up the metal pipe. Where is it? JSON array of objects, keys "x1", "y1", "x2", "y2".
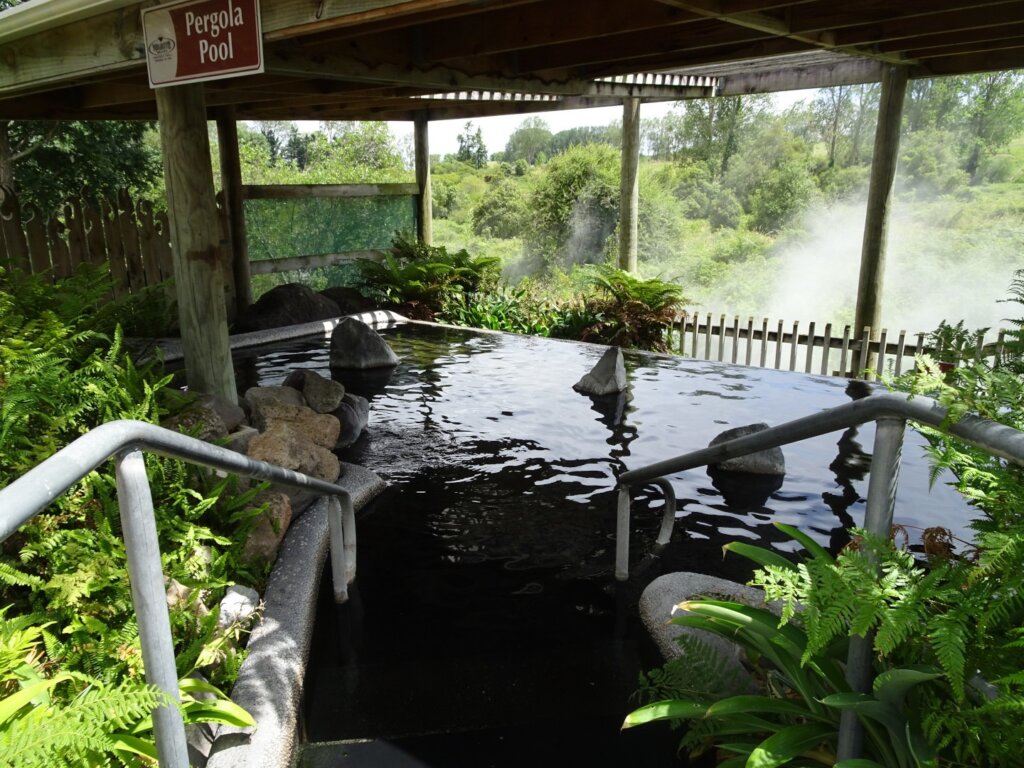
[
  {"x1": 652, "y1": 478, "x2": 677, "y2": 547},
  {"x1": 115, "y1": 450, "x2": 189, "y2": 768},
  {"x1": 615, "y1": 487, "x2": 631, "y2": 581},
  {"x1": 619, "y1": 393, "x2": 1024, "y2": 489},
  {"x1": 837, "y1": 416, "x2": 905, "y2": 761}
]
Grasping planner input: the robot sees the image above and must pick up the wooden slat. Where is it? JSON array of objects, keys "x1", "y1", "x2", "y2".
[
  {"x1": 804, "y1": 320, "x2": 815, "y2": 372},
  {"x1": 789, "y1": 320, "x2": 799, "y2": 371},
  {"x1": 857, "y1": 326, "x2": 871, "y2": 379},
  {"x1": 24, "y1": 206, "x2": 50, "y2": 275},
  {"x1": 47, "y1": 216, "x2": 71, "y2": 278},
  {"x1": 774, "y1": 319, "x2": 784, "y2": 369},
  {"x1": 820, "y1": 323, "x2": 832, "y2": 375},
  {"x1": 136, "y1": 200, "x2": 164, "y2": 287},
  {"x1": 894, "y1": 330, "x2": 907, "y2": 376},
  {"x1": 913, "y1": 332, "x2": 927, "y2": 371},
  {"x1": 153, "y1": 210, "x2": 175, "y2": 282},
  {"x1": 759, "y1": 317, "x2": 768, "y2": 367},
  {"x1": 996, "y1": 329, "x2": 1006, "y2": 365},
  {"x1": 875, "y1": 328, "x2": 888, "y2": 378},
  {"x1": 744, "y1": 316, "x2": 753, "y2": 366},
  {"x1": 704, "y1": 313, "x2": 712, "y2": 359},
  {"x1": 840, "y1": 325, "x2": 851, "y2": 377},
  {"x1": 690, "y1": 312, "x2": 699, "y2": 357},
  {"x1": 717, "y1": 313, "x2": 726, "y2": 361},
  {"x1": 241, "y1": 183, "x2": 420, "y2": 199},
  {"x1": 249, "y1": 249, "x2": 389, "y2": 273},
  {"x1": 82, "y1": 197, "x2": 108, "y2": 268},
  {"x1": 64, "y1": 199, "x2": 88, "y2": 272},
  {"x1": 0, "y1": 188, "x2": 30, "y2": 271},
  {"x1": 101, "y1": 197, "x2": 128, "y2": 298},
  {"x1": 118, "y1": 190, "x2": 145, "y2": 293},
  {"x1": 730, "y1": 315, "x2": 740, "y2": 363}
]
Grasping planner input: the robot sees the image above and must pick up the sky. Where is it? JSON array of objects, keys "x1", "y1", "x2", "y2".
[{"x1": 297, "y1": 90, "x2": 817, "y2": 159}]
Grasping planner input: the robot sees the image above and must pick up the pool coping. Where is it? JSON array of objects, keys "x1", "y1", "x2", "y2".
[{"x1": 206, "y1": 465, "x2": 386, "y2": 768}]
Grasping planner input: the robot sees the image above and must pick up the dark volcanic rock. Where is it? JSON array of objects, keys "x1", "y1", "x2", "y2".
[
  {"x1": 319, "y1": 287, "x2": 376, "y2": 315},
  {"x1": 329, "y1": 316, "x2": 399, "y2": 369},
  {"x1": 234, "y1": 283, "x2": 341, "y2": 333}
]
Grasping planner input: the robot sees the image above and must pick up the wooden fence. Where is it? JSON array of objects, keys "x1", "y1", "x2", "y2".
[
  {"x1": 673, "y1": 312, "x2": 1008, "y2": 379},
  {"x1": 0, "y1": 186, "x2": 174, "y2": 297}
]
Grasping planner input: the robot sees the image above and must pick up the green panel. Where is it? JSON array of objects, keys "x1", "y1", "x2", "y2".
[{"x1": 244, "y1": 195, "x2": 416, "y2": 261}]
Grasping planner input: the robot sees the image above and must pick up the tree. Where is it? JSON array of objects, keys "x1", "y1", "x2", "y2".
[
  {"x1": 811, "y1": 85, "x2": 853, "y2": 168},
  {"x1": 959, "y1": 71, "x2": 1024, "y2": 180},
  {"x1": 504, "y1": 117, "x2": 553, "y2": 165},
  {"x1": 549, "y1": 124, "x2": 619, "y2": 156},
  {"x1": 0, "y1": 120, "x2": 162, "y2": 214},
  {"x1": 671, "y1": 95, "x2": 770, "y2": 177},
  {"x1": 456, "y1": 121, "x2": 488, "y2": 167}
]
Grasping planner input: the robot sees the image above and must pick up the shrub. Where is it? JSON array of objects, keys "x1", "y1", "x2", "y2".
[{"x1": 471, "y1": 178, "x2": 530, "y2": 239}]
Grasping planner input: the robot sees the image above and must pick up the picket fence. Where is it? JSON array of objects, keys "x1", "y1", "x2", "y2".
[
  {"x1": 672, "y1": 312, "x2": 1007, "y2": 379},
  {"x1": 0, "y1": 186, "x2": 175, "y2": 298}
]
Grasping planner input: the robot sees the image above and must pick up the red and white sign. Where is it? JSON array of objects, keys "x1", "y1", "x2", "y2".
[{"x1": 142, "y1": 0, "x2": 264, "y2": 88}]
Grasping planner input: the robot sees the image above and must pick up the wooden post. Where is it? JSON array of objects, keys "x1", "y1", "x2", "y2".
[
  {"x1": 156, "y1": 84, "x2": 237, "y2": 402},
  {"x1": 854, "y1": 65, "x2": 908, "y2": 337},
  {"x1": 215, "y1": 106, "x2": 252, "y2": 317},
  {"x1": 618, "y1": 97, "x2": 640, "y2": 272},
  {"x1": 414, "y1": 113, "x2": 432, "y2": 245}
]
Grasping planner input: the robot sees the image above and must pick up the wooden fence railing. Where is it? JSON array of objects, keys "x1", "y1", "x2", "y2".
[
  {"x1": 0, "y1": 186, "x2": 174, "y2": 297},
  {"x1": 673, "y1": 312, "x2": 1007, "y2": 379}
]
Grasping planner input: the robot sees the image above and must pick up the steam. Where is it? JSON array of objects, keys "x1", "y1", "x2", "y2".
[{"x1": 757, "y1": 195, "x2": 1020, "y2": 337}]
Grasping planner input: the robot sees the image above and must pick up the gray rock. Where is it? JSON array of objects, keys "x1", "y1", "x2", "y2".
[
  {"x1": 218, "y1": 585, "x2": 260, "y2": 628},
  {"x1": 223, "y1": 426, "x2": 260, "y2": 455},
  {"x1": 640, "y1": 572, "x2": 775, "y2": 669},
  {"x1": 708, "y1": 423, "x2": 786, "y2": 475},
  {"x1": 334, "y1": 393, "x2": 370, "y2": 449},
  {"x1": 330, "y1": 317, "x2": 399, "y2": 369},
  {"x1": 573, "y1": 346, "x2": 627, "y2": 396},
  {"x1": 247, "y1": 422, "x2": 341, "y2": 483},
  {"x1": 244, "y1": 385, "x2": 306, "y2": 411},
  {"x1": 162, "y1": 401, "x2": 228, "y2": 442},
  {"x1": 233, "y1": 283, "x2": 341, "y2": 333},
  {"x1": 286, "y1": 369, "x2": 346, "y2": 414},
  {"x1": 249, "y1": 401, "x2": 341, "y2": 449},
  {"x1": 242, "y1": 492, "x2": 293, "y2": 565},
  {"x1": 196, "y1": 393, "x2": 246, "y2": 433}
]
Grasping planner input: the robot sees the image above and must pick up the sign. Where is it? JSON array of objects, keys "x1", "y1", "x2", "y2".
[{"x1": 142, "y1": 0, "x2": 263, "y2": 88}]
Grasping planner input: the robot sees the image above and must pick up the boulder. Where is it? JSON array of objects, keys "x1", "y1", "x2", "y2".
[
  {"x1": 330, "y1": 317, "x2": 400, "y2": 369},
  {"x1": 233, "y1": 283, "x2": 341, "y2": 333},
  {"x1": 283, "y1": 369, "x2": 346, "y2": 414},
  {"x1": 249, "y1": 400, "x2": 340, "y2": 449},
  {"x1": 244, "y1": 385, "x2": 306, "y2": 411},
  {"x1": 573, "y1": 346, "x2": 627, "y2": 396},
  {"x1": 708, "y1": 423, "x2": 785, "y2": 475},
  {"x1": 195, "y1": 393, "x2": 246, "y2": 433},
  {"x1": 218, "y1": 585, "x2": 260, "y2": 629},
  {"x1": 319, "y1": 286, "x2": 376, "y2": 315},
  {"x1": 242, "y1": 492, "x2": 293, "y2": 564},
  {"x1": 247, "y1": 422, "x2": 341, "y2": 483},
  {"x1": 224, "y1": 426, "x2": 260, "y2": 455},
  {"x1": 162, "y1": 401, "x2": 228, "y2": 442},
  {"x1": 334, "y1": 392, "x2": 370, "y2": 448}
]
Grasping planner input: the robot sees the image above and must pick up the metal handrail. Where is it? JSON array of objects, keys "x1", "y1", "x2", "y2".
[
  {"x1": 614, "y1": 391, "x2": 1024, "y2": 761},
  {"x1": 0, "y1": 419, "x2": 357, "y2": 768}
]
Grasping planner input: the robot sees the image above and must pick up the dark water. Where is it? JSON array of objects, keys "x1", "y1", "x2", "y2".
[{"x1": 235, "y1": 322, "x2": 973, "y2": 767}]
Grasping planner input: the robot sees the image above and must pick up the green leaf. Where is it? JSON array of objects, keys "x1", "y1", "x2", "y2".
[
  {"x1": 872, "y1": 667, "x2": 942, "y2": 711},
  {"x1": 834, "y1": 761, "x2": 887, "y2": 768},
  {"x1": 773, "y1": 522, "x2": 833, "y2": 563},
  {"x1": 722, "y1": 541, "x2": 798, "y2": 571},
  {"x1": 0, "y1": 675, "x2": 70, "y2": 726},
  {"x1": 110, "y1": 733, "x2": 158, "y2": 760},
  {"x1": 622, "y1": 699, "x2": 707, "y2": 728},
  {"x1": 706, "y1": 695, "x2": 825, "y2": 721},
  {"x1": 181, "y1": 698, "x2": 256, "y2": 728},
  {"x1": 747, "y1": 723, "x2": 835, "y2": 768}
]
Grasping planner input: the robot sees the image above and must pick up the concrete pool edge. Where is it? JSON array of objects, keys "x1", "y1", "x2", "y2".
[{"x1": 206, "y1": 464, "x2": 386, "y2": 768}]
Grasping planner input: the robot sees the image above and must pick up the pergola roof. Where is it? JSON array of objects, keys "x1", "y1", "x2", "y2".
[{"x1": 1, "y1": 0, "x2": 1023, "y2": 122}]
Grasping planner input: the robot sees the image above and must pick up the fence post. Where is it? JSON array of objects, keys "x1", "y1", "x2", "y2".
[
  {"x1": 114, "y1": 450, "x2": 189, "y2": 768},
  {"x1": 805, "y1": 321, "x2": 815, "y2": 373},
  {"x1": 789, "y1": 321, "x2": 799, "y2": 372}
]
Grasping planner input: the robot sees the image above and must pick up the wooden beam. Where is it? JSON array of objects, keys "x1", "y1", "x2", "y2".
[
  {"x1": 414, "y1": 114, "x2": 432, "y2": 245},
  {"x1": 618, "y1": 97, "x2": 640, "y2": 273},
  {"x1": 854, "y1": 64, "x2": 908, "y2": 342},
  {"x1": 660, "y1": 0, "x2": 911, "y2": 64},
  {"x1": 263, "y1": 46, "x2": 715, "y2": 98},
  {"x1": 215, "y1": 107, "x2": 252, "y2": 318},
  {"x1": 262, "y1": 0, "x2": 475, "y2": 42},
  {"x1": 249, "y1": 250, "x2": 388, "y2": 274},
  {"x1": 834, "y1": 2, "x2": 1024, "y2": 48},
  {"x1": 156, "y1": 83, "x2": 237, "y2": 401},
  {"x1": 717, "y1": 56, "x2": 883, "y2": 94},
  {"x1": 241, "y1": 183, "x2": 419, "y2": 199}
]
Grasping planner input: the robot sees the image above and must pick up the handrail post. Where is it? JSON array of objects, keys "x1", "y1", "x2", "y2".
[
  {"x1": 115, "y1": 449, "x2": 189, "y2": 768},
  {"x1": 837, "y1": 415, "x2": 905, "y2": 762},
  {"x1": 615, "y1": 486, "x2": 631, "y2": 581}
]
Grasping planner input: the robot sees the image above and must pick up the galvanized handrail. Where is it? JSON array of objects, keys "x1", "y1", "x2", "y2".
[
  {"x1": 0, "y1": 419, "x2": 357, "y2": 768},
  {"x1": 614, "y1": 391, "x2": 1024, "y2": 761}
]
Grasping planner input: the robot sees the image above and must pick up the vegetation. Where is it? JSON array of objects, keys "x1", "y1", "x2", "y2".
[
  {"x1": 0, "y1": 267, "x2": 261, "y2": 764},
  {"x1": 629, "y1": 273, "x2": 1024, "y2": 766}
]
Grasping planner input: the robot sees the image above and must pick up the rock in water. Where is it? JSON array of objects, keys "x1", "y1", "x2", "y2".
[
  {"x1": 573, "y1": 346, "x2": 627, "y2": 395},
  {"x1": 284, "y1": 369, "x2": 346, "y2": 414},
  {"x1": 708, "y1": 423, "x2": 786, "y2": 475},
  {"x1": 233, "y1": 283, "x2": 341, "y2": 333},
  {"x1": 330, "y1": 317, "x2": 400, "y2": 369},
  {"x1": 334, "y1": 393, "x2": 370, "y2": 448}
]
